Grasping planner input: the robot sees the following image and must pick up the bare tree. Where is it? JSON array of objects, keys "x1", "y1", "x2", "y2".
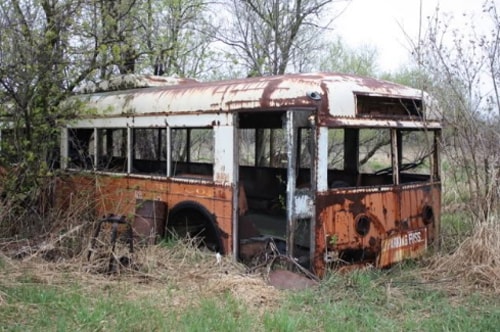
[
  {"x1": 0, "y1": 0, "x2": 101, "y2": 162},
  {"x1": 416, "y1": 0, "x2": 500, "y2": 221},
  {"x1": 216, "y1": 0, "x2": 350, "y2": 77},
  {"x1": 81, "y1": 0, "x2": 215, "y2": 79},
  {"x1": 143, "y1": 0, "x2": 215, "y2": 78},
  {"x1": 93, "y1": 0, "x2": 140, "y2": 77}
]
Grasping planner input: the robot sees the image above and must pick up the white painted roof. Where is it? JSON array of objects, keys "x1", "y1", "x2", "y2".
[{"x1": 75, "y1": 72, "x2": 439, "y2": 120}]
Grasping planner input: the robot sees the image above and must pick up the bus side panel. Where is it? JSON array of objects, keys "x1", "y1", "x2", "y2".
[
  {"x1": 314, "y1": 183, "x2": 440, "y2": 276},
  {"x1": 399, "y1": 183, "x2": 441, "y2": 245},
  {"x1": 55, "y1": 174, "x2": 96, "y2": 213},
  {"x1": 59, "y1": 174, "x2": 235, "y2": 254},
  {"x1": 94, "y1": 176, "x2": 140, "y2": 215}
]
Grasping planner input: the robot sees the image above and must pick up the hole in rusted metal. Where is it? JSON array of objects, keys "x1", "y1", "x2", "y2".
[
  {"x1": 355, "y1": 214, "x2": 371, "y2": 236},
  {"x1": 422, "y1": 205, "x2": 434, "y2": 225}
]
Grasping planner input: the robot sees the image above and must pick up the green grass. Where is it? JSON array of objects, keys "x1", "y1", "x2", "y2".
[
  {"x1": 271, "y1": 269, "x2": 500, "y2": 332},
  {"x1": 439, "y1": 211, "x2": 475, "y2": 253},
  {"x1": 0, "y1": 281, "x2": 252, "y2": 332},
  {"x1": 1, "y1": 263, "x2": 499, "y2": 332},
  {"x1": 1, "y1": 208, "x2": 497, "y2": 331},
  {"x1": 1, "y1": 282, "x2": 171, "y2": 331}
]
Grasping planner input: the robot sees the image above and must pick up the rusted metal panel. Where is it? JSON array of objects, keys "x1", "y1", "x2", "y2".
[
  {"x1": 55, "y1": 174, "x2": 96, "y2": 212},
  {"x1": 314, "y1": 182, "x2": 440, "y2": 276},
  {"x1": 79, "y1": 74, "x2": 198, "y2": 94},
  {"x1": 58, "y1": 173, "x2": 235, "y2": 254},
  {"x1": 69, "y1": 113, "x2": 233, "y2": 129},
  {"x1": 133, "y1": 199, "x2": 167, "y2": 244},
  {"x1": 377, "y1": 228, "x2": 427, "y2": 267}
]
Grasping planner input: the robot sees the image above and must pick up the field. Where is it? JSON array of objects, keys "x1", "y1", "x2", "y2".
[{"x1": 1, "y1": 216, "x2": 499, "y2": 332}]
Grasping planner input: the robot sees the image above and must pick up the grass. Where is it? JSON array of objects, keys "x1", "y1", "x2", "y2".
[
  {"x1": 439, "y1": 211, "x2": 474, "y2": 253},
  {"x1": 276, "y1": 268, "x2": 500, "y2": 331},
  {"x1": 0, "y1": 203, "x2": 499, "y2": 332},
  {"x1": 1, "y1": 281, "x2": 175, "y2": 331},
  {"x1": 1, "y1": 244, "x2": 499, "y2": 332}
]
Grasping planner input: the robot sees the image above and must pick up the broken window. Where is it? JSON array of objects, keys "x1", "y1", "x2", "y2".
[
  {"x1": 171, "y1": 128, "x2": 214, "y2": 177},
  {"x1": 327, "y1": 128, "x2": 344, "y2": 171},
  {"x1": 97, "y1": 129, "x2": 127, "y2": 172},
  {"x1": 68, "y1": 128, "x2": 94, "y2": 170},
  {"x1": 327, "y1": 128, "x2": 352, "y2": 188},
  {"x1": 239, "y1": 129, "x2": 255, "y2": 167},
  {"x1": 298, "y1": 128, "x2": 313, "y2": 188},
  {"x1": 326, "y1": 127, "x2": 434, "y2": 188},
  {"x1": 399, "y1": 130, "x2": 433, "y2": 179},
  {"x1": 358, "y1": 128, "x2": 392, "y2": 175},
  {"x1": 132, "y1": 128, "x2": 166, "y2": 175},
  {"x1": 254, "y1": 128, "x2": 287, "y2": 168}
]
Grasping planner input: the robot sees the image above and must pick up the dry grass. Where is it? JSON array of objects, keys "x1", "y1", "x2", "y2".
[
  {"x1": 0, "y1": 232, "x2": 281, "y2": 314},
  {"x1": 422, "y1": 221, "x2": 500, "y2": 293},
  {"x1": 2, "y1": 205, "x2": 500, "y2": 318}
]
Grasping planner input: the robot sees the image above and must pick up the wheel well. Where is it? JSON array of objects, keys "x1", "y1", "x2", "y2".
[{"x1": 166, "y1": 201, "x2": 224, "y2": 254}]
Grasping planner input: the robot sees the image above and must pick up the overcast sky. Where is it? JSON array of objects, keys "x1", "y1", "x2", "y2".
[{"x1": 332, "y1": 0, "x2": 495, "y2": 73}]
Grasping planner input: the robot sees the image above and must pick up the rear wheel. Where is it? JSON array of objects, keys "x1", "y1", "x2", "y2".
[{"x1": 166, "y1": 201, "x2": 224, "y2": 253}]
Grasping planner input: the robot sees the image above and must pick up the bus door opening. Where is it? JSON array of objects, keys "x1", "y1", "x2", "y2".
[{"x1": 237, "y1": 110, "x2": 315, "y2": 269}]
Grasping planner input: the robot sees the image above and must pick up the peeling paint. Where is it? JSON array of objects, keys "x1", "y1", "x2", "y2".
[
  {"x1": 59, "y1": 72, "x2": 441, "y2": 278},
  {"x1": 73, "y1": 73, "x2": 439, "y2": 122}
]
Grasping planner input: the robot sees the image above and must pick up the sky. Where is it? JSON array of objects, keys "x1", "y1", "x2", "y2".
[{"x1": 332, "y1": 0, "x2": 495, "y2": 73}]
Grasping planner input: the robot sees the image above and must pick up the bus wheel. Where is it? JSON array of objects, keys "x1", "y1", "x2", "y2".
[{"x1": 166, "y1": 201, "x2": 224, "y2": 254}]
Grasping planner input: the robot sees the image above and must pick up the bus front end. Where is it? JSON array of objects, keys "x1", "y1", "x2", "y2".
[{"x1": 312, "y1": 92, "x2": 441, "y2": 276}]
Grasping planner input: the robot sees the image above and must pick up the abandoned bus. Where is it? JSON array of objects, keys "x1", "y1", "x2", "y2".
[{"x1": 58, "y1": 73, "x2": 441, "y2": 276}]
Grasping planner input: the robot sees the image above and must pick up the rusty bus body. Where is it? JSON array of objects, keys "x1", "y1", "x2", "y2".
[{"x1": 58, "y1": 73, "x2": 441, "y2": 276}]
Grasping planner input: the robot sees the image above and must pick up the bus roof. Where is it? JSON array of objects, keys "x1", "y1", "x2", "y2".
[{"x1": 76, "y1": 72, "x2": 439, "y2": 120}]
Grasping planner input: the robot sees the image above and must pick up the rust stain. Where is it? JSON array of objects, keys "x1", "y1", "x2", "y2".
[
  {"x1": 79, "y1": 72, "x2": 426, "y2": 117},
  {"x1": 313, "y1": 183, "x2": 440, "y2": 276},
  {"x1": 57, "y1": 174, "x2": 235, "y2": 254}
]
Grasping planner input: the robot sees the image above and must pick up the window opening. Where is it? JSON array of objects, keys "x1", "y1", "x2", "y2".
[
  {"x1": 67, "y1": 128, "x2": 94, "y2": 170},
  {"x1": 298, "y1": 127, "x2": 312, "y2": 188},
  {"x1": 399, "y1": 129, "x2": 433, "y2": 182},
  {"x1": 97, "y1": 129, "x2": 127, "y2": 172},
  {"x1": 132, "y1": 128, "x2": 166, "y2": 175},
  {"x1": 171, "y1": 128, "x2": 214, "y2": 178}
]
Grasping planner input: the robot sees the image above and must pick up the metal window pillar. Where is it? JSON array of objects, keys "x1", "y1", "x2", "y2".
[{"x1": 286, "y1": 110, "x2": 297, "y2": 258}]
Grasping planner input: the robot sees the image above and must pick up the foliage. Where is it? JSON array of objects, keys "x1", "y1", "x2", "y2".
[
  {"x1": 0, "y1": 0, "x2": 92, "y2": 233},
  {"x1": 0, "y1": 0, "x2": 215, "y2": 236},
  {"x1": 318, "y1": 38, "x2": 379, "y2": 76},
  {"x1": 379, "y1": 66, "x2": 430, "y2": 89}
]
